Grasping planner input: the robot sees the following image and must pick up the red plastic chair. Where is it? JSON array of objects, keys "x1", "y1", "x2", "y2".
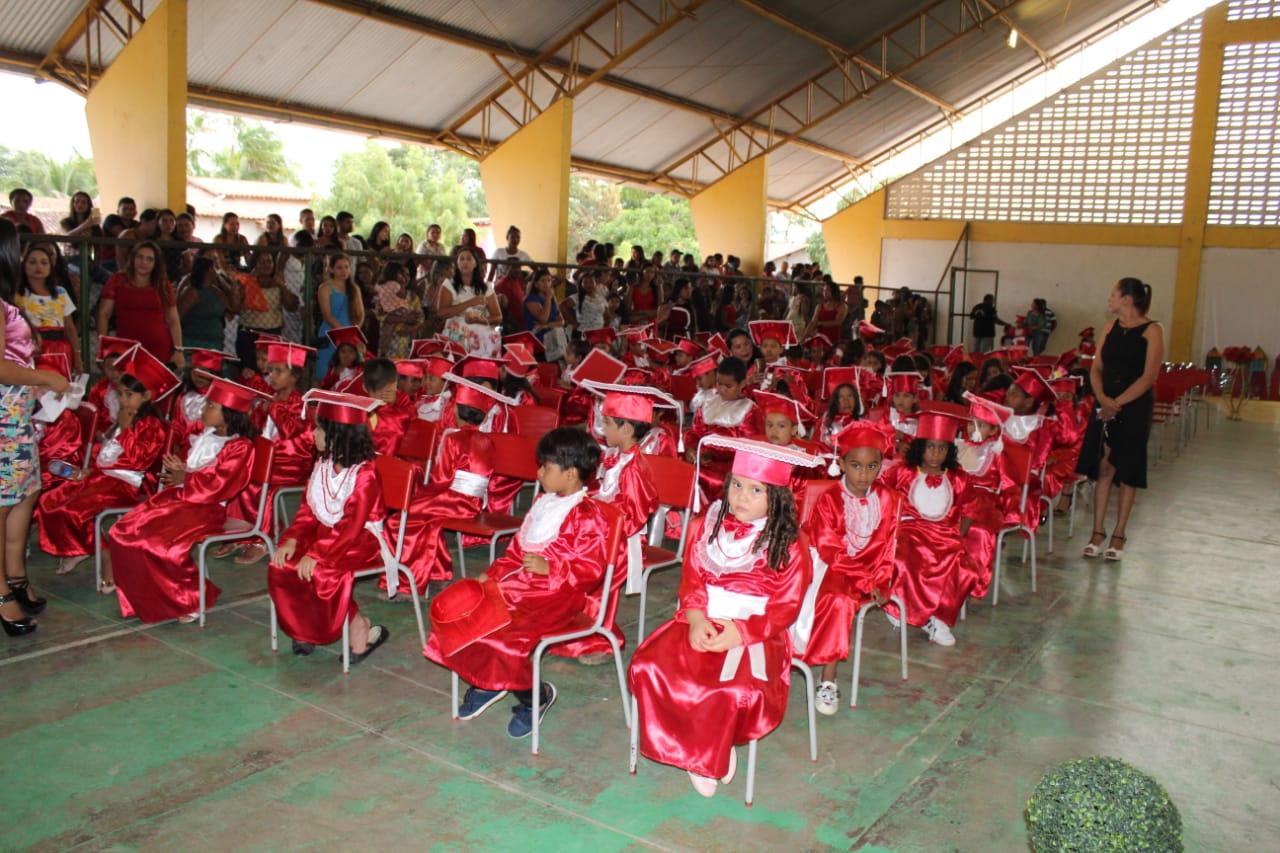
[
  {"x1": 668, "y1": 374, "x2": 696, "y2": 406},
  {"x1": 991, "y1": 440, "x2": 1038, "y2": 606},
  {"x1": 74, "y1": 403, "x2": 100, "y2": 473},
  {"x1": 441, "y1": 433, "x2": 541, "y2": 570},
  {"x1": 196, "y1": 437, "x2": 277, "y2": 627},
  {"x1": 535, "y1": 361, "x2": 560, "y2": 389},
  {"x1": 510, "y1": 405, "x2": 559, "y2": 437},
  {"x1": 395, "y1": 418, "x2": 442, "y2": 483},
  {"x1": 535, "y1": 386, "x2": 566, "y2": 418},
  {"x1": 633, "y1": 454, "x2": 697, "y2": 642}
]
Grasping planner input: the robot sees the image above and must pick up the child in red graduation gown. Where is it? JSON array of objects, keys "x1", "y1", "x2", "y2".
[
  {"x1": 386, "y1": 377, "x2": 513, "y2": 593},
  {"x1": 361, "y1": 357, "x2": 413, "y2": 456},
  {"x1": 414, "y1": 355, "x2": 453, "y2": 422},
  {"x1": 223, "y1": 340, "x2": 317, "y2": 564},
  {"x1": 1042, "y1": 375, "x2": 1089, "y2": 503},
  {"x1": 37, "y1": 345, "x2": 174, "y2": 586},
  {"x1": 795, "y1": 421, "x2": 901, "y2": 715},
  {"x1": 816, "y1": 367, "x2": 863, "y2": 449},
  {"x1": 882, "y1": 402, "x2": 981, "y2": 647},
  {"x1": 683, "y1": 357, "x2": 763, "y2": 500},
  {"x1": 1000, "y1": 367, "x2": 1055, "y2": 535},
  {"x1": 318, "y1": 326, "x2": 366, "y2": 393},
  {"x1": 109, "y1": 375, "x2": 268, "y2": 622},
  {"x1": 557, "y1": 338, "x2": 595, "y2": 426},
  {"x1": 425, "y1": 428, "x2": 612, "y2": 739},
  {"x1": 628, "y1": 438, "x2": 817, "y2": 797},
  {"x1": 756, "y1": 390, "x2": 823, "y2": 507},
  {"x1": 86, "y1": 335, "x2": 136, "y2": 427},
  {"x1": 268, "y1": 390, "x2": 392, "y2": 661},
  {"x1": 33, "y1": 353, "x2": 87, "y2": 493},
  {"x1": 170, "y1": 348, "x2": 235, "y2": 449},
  {"x1": 958, "y1": 392, "x2": 1013, "y2": 597}
]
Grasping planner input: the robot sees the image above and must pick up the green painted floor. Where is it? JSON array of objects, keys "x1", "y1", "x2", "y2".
[{"x1": 4, "y1": 414, "x2": 1277, "y2": 852}]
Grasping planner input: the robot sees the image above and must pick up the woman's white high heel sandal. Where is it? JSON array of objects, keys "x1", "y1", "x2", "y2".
[
  {"x1": 1103, "y1": 534, "x2": 1126, "y2": 561},
  {"x1": 1082, "y1": 530, "x2": 1106, "y2": 559}
]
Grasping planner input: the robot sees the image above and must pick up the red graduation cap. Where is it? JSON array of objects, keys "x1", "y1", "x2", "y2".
[
  {"x1": 1049, "y1": 375, "x2": 1083, "y2": 396},
  {"x1": 326, "y1": 325, "x2": 367, "y2": 351},
  {"x1": 680, "y1": 353, "x2": 718, "y2": 379},
  {"x1": 1011, "y1": 366, "x2": 1055, "y2": 405},
  {"x1": 833, "y1": 419, "x2": 893, "y2": 457},
  {"x1": 748, "y1": 320, "x2": 797, "y2": 348},
  {"x1": 822, "y1": 366, "x2": 859, "y2": 399},
  {"x1": 856, "y1": 320, "x2": 884, "y2": 340},
  {"x1": 963, "y1": 390, "x2": 1013, "y2": 426},
  {"x1": 620, "y1": 324, "x2": 653, "y2": 344},
  {"x1": 706, "y1": 333, "x2": 729, "y2": 356},
  {"x1": 503, "y1": 344, "x2": 537, "y2": 378},
  {"x1": 1006, "y1": 344, "x2": 1029, "y2": 363},
  {"x1": 754, "y1": 390, "x2": 812, "y2": 427},
  {"x1": 257, "y1": 340, "x2": 315, "y2": 368},
  {"x1": 200, "y1": 371, "x2": 272, "y2": 413},
  {"x1": 181, "y1": 348, "x2": 237, "y2": 373},
  {"x1": 570, "y1": 348, "x2": 628, "y2": 386},
  {"x1": 644, "y1": 338, "x2": 677, "y2": 362},
  {"x1": 302, "y1": 389, "x2": 382, "y2": 425},
  {"x1": 36, "y1": 352, "x2": 71, "y2": 381},
  {"x1": 428, "y1": 578, "x2": 511, "y2": 658},
  {"x1": 913, "y1": 400, "x2": 968, "y2": 442},
  {"x1": 885, "y1": 370, "x2": 922, "y2": 396},
  {"x1": 674, "y1": 337, "x2": 704, "y2": 358},
  {"x1": 446, "y1": 374, "x2": 518, "y2": 413},
  {"x1": 503, "y1": 331, "x2": 545, "y2": 356},
  {"x1": 882, "y1": 338, "x2": 916, "y2": 359},
  {"x1": 1078, "y1": 326, "x2": 1095, "y2": 339},
  {"x1": 409, "y1": 338, "x2": 445, "y2": 358},
  {"x1": 696, "y1": 435, "x2": 822, "y2": 492},
  {"x1": 97, "y1": 335, "x2": 137, "y2": 362},
  {"x1": 422, "y1": 356, "x2": 453, "y2": 378},
  {"x1": 455, "y1": 356, "x2": 504, "y2": 382},
  {"x1": 805, "y1": 332, "x2": 834, "y2": 351},
  {"x1": 394, "y1": 359, "x2": 426, "y2": 379},
  {"x1": 583, "y1": 327, "x2": 617, "y2": 348},
  {"x1": 254, "y1": 332, "x2": 284, "y2": 344},
  {"x1": 113, "y1": 344, "x2": 181, "y2": 400},
  {"x1": 583, "y1": 381, "x2": 682, "y2": 440}
]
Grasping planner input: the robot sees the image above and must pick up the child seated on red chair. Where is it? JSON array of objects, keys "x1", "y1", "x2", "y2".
[
  {"x1": 882, "y1": 402, "x2": 980, "y2": 648},
  {"x1": 1000, "y1": 367, "x2": 1055, "y2": 535},
  {"x1": 756, "y1": 390, "x2": 823, "y2": 507},
  {"x1": 362, "y1": 357, "x2": 413, "y2": 455},
  {"x1": 749, "y1": 320, "x2": 796, "y2": 369},
  {"x1": 268, "y1": 390, "x2": 392, "y2": 663},
  {"x1": 795, "y1": 421, "x2": 900, "y2": 715},
  {"x1": 318, "y1": 326, "x2": 366, "y2": 392},
  {"x1": 816, "y1": 370, "x2": 862, "y2": 450},
  {"x1": 415, "y1": 355, "x2": 453, "y2": 422},
  {"x1": 33, "y1": 353, "x2": 86, "y2": 493},
  {"x1": 388, "y1": 377, "x2": 512, "y2": 594},
  {"x1": 958, "y1": 391, "x2": 1013, "y2": 597},
  {"x1": 681, "y1": 353, "x2": 719, "y2": 416},
  {"x1": 222, "y1": 340, "x2": 316, "y2": 565},
  {"x1": 37, "y1": 345, "x2": 174, "y2": 588},
  {"x1": 683, "y1": 358, "x2": 763, "y2": 502},
  {"x1": 628, "y1": 438, "x2": 818, "y2": 797},
  {"x1": 425, "y1": 427, "x2": 610, "y2": 739},
  {"x1": 171, "y1": 348, "x2": 235, "y2": 448},
  {"x1": 110, "y1": 374, "x2": 268, "y2": 623},
  {"x1": 86, "y1": 335, "x2": 136, "y2": 426},
  {"x1": 396, "y1": 357, "x2": 424, "y2": 403}
]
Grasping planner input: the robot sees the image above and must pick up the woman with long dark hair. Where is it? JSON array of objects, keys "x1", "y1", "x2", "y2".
[
  {"x1": 0, "y1": 221, "x2": 71, "y2": 635},
  {"x1": 1080, "y1": 278, "x2": 1163, "y2": 561},
  {"x1": 17, "y1": 242, "x2": 84, "y2": 374},
  {"x1": 437, "y1": 248, "x2": 501, "y2": 357},
  {"x1": 177, "y1": 255, "x2": 241, "y2": 352},
  {"x1": 97, "y1": 240, "x2": 186, "y2": 367}
]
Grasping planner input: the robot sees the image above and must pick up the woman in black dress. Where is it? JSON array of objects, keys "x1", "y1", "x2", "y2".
[{"x1": 1081, "y1": 278, "x2": 1164, "y2": 561}]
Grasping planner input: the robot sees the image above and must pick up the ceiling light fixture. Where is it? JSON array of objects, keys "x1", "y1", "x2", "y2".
[{"x1": 1007, "y1": 28, "x2": 1019, "y2": 49}]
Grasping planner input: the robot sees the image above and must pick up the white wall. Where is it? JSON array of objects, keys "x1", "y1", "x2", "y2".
[
  {"x1": 1198, "y1": 248, "x2": 1280, "y2": 362},
  {"x1": 880, "y1": 239, "x2": 1179, "y2": 353}
]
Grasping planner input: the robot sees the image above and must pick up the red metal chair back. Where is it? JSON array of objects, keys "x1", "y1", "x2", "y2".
[
  {"x1": 800, "y1": 479, "x2": 838, "y2": 525},
  {"x1": 668, "y1": 374, "x2": 696, "y2": 405},
  {"x1": 375, "y1": 455, "x2": 416, "y2": 512},
  {"x1": 511, "y1": 405, "x2": 559, "y2": 437},
  {"x1": 536, "y1": 386, "x2": 566, "y2": 416},
  {"x1": 75, "y1": 402, "x2": 100, "y2": 471},
  {"x1": 535, "y1": 362, "x2": 560, "y2": 389},
  {"x1": 487, "y1": 433, "x2": 542, "y2": 482},
  {"x1": 638, "y1": 454, "x2": 696, "y2": 510},
  {"x1": 250, "y1": 436, "x2": 277, "y2": 486},
  {"x1": 395, "y1": 419, "x2": 441, "y2": 465}
]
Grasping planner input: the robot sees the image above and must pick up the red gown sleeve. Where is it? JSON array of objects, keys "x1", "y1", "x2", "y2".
[
  {"x1": 540, "y1": 500, "x2": 609, "y2": 594},
  {"x1": 284, "y1": 499, "x2": 320, "y2": 555},
  {"x1": 881, "y1": 463, "x2": 915, "y2": 496},
  {"x1": 108, "y1": 416, "x2": 167, "y2": 471},
  {"x1": 179, "y1": 438, "x2": 254, "y2": 504},
  {"x1": 306, "y1": 464, "x2": 383, "y2": 560},
  {"x1": 616, "y1": 457, "x2": 659, "y2": 538},
  {"x1": 733, "y1": 534, "x2": 810, "y2": 646}
]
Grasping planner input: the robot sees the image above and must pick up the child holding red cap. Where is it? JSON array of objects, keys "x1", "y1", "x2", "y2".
[
  {"x1": 629, "y1": 438, "x2": 818, "y2": 798},
  {"x1": 37, "y1": 345, "x2": 174, "y2": 587},
  {"x1": 87, "y1": 335, "x2": 136, "y2": 426},
  {"x1": 796, "y1": 420, "x2": 901, "y2": 715},
  {"x1": 426, "y1": 428, "x2": 610, "y2": 738},
  {"x1": 172, "y1": 348, "x2": 235, "y2": 448},
  {"x1": 109, "y1": 374, "x2": 269, "y2": 622},
  {"x1": 269, "y1": 390, "x2": 392, "y2": 663},
  {"x1": 881, "y1": 402, "x2": 981, "y2": 647}
]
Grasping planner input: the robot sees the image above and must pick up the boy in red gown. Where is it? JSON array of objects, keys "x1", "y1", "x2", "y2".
[
  {"x1": 683, "y1": 358, "x2": 763, "y2": 501},
  {"x1": 268, "y1": 390, "x2": 392, "y2": 662},
  {"x1": 110, "y1": 374, "x2": 269, "y2": 622},
  {"x1": 425, "y1": 428, "x2": 612, "y2": 739},
  {"x1": 362, "y1": 358, "x2": 413, "y2": 455}
]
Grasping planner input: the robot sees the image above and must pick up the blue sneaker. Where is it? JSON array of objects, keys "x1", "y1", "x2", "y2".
[
  {"x1": 507, "y1": 683, "x2": 557, "y2": 739},
  {"x1": 457, "y1": 686, "x2": 508, "y2": 721}
]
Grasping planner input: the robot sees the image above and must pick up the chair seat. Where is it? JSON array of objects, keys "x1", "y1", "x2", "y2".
[
  {"x1": 445, "y1": 513, "x2": 521, "y2": 536},
  {"x1": 222, "y1": 518, "x2": 254, "y2": 534},
  {"x1": 641, "y1": 544, "x2": 677, "y2": 567}
]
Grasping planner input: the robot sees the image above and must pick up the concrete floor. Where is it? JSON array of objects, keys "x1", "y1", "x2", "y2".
[{"x1": 3, "y1": 409, "x2": 1277, "y2": 851}]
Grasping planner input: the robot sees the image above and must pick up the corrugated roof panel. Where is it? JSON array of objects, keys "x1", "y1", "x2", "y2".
[
  {"x1": 188, "y1": 0, "x2": 294, "y2": 83},
  {"x1": 572, "y1": 87, "x2": 712, "y2": 173},
  {"x1": 0, "y1": 0, "x2": 82, "y2": 56},
  {"x1": 428, "y1": 0, "x2": 600, "y2": 52},
  {"x1": 292, "y1": 23, "x2": 422, "y2": 110},
  {"x1": 341, "y1": 38, "x2": 498, "y2": 130},
  {"x1": 766, "y1": 145, "x2": 845, "y2": 202},
  {"x1": 753, "y1": 0, "x2": 945, "y2": 53}
]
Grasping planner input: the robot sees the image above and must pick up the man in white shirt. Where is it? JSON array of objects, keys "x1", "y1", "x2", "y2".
[
  {"x1": 487, "y1": 224, "x2": 531, "y2": 282},
  {"x1": 337, "y1": 211, "x2": 363, "y2": 252},
  {"x1": 417, "y1": 223, "x2": 446, "y2": 258}
]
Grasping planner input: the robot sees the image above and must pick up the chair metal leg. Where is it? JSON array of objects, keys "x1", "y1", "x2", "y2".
[
  {"x1": 269, "y1": 598, "x2": 278, "y2": 652},
  {"x1": 451, "y1": 671, "x2": 460, "y2": 720},
  {"x1": 744, "y1": 740, "x2": 758, "y2": 807},
  {"x1": 850, "y1": 602, "x2": 870, "y2": 708},
  {"x1": 891, "y1": 595, "x2": 908, "y2": 681},
  {"x1": 1021, "y1": 535, "x2": 1028, "y2": 565},
  {"x1": 1043, "y1": 498, "x2": 1054, "y2": 554},
  {"x1": 607, "y1": 631, "x2": 632, "y2": 728},
  {"x1": 960, "y1": 601, "x2": 967, "y2": 621},
  {"x1": 1029, "y1": 530, "x2": 1037, "y2": 593},
  {"x1": 406, "y1": 571, "x2": 427, "y2": 648},
  {"x1": 342, "y1": 617, "x2": 350, "y2": 675},
  {"x1": 531, "y1": 644, "x2": 544, "y2": 755},
  {"x1": 636, "y1": 567, "x2": 653, "y2": 644},
  {"x1": 197, "y1": 542, "x2": 208, "y2": 628},
  {"x1": 992, "y1": 530, "x2": 1006, "y2": 606},
  {"x1": 1067, "y1": 482, "x2": 1079, "y2": 539},
  {"x1": 455, "y1": 533, "x2": 467, "y2": 579},
  {"x1": 793, "y1": 659, "x2": 817, "y2": 761},
  {"x1": 628, "y1": 696, "x2": 640, "y2": 774}
]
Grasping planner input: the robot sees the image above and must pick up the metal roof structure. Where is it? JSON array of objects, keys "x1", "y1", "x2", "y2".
[{"x1": 0, "y1": 0, "x2": 1170, "y2": 214}]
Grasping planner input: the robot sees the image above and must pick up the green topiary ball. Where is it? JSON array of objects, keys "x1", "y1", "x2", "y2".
[{"x1": 1026, "y1": 756, "x2": 1182, "y2": 852}]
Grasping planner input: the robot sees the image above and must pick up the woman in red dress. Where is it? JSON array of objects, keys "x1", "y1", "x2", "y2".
[
  {"x1": 796, "y1": 421, "x2": 900, "y2": 715},
  {"x1": 96, "y1": 241, "x2": 185, "y2": 368},
  {"x1": 805, "y1": 281, "x2": 848, "y2": 348},
  {"x1": 629, "y1": 439, "x2": 817, "y2": 797},
  {"x1": 624, "y1": 264, "x2": 662, "y2": 326},
  {"x1": 882, "y1": 402, "x2": 980, "y2": 647},
  {"x1": 37, "y1": 345, "x2": 175, "y2": 586},
  {"x1": 109, "y1": 375, "x2": 268, "y2": 622},
  {"x1": 268, "y1": 390, "x2": 392, "y2": 661}
]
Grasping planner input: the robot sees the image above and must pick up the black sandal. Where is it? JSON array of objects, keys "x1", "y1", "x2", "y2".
[
  {"x1": 0, "y1": 593, "x2": 37, "y2": 636},
  {"x1": 6, "y1": 577, "x2": 46, "y2": 616},
  {"x1": 349, "y1": 626, "x2": 390, "y2": 666}
]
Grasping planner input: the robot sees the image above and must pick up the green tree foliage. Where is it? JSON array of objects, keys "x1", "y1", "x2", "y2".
[
  {"x1": 320, "y1": 142, "x2": 472, "y2": 245},
  {"x1": 567, "y1": 175, "x2": 621, "y2": 253},
  {"x1": 187, "y1": 114, "x2": 299, "y2": 184},
  {"x1": 0, "y1": 146, "x2": 97, "y2": 197},
  {"x1": 589, "y1": 184, "x2": 699, "y2": 258}
]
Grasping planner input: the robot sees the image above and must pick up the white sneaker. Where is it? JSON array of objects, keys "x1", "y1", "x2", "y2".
[
  {"x1": 816, "y1": 681, "x2": 839, "y2": 716},
  {"x1": 924, "y1": 617, "x2": 956, "y2": 647},
  {"x1": 885, "y1": 610, "x2": 901, "y2": 630},
  {"x1": 688, "y1": 771, "x2": 718, "y2": 797}
]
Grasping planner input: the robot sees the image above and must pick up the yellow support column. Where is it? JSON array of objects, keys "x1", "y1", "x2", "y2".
[
  {"x1": 479, "y1": 99, "x2": 573, "y2": 265},
  {"x1": 1171, "y1": 3, "x2": 1227, "y2": 362},
  {"x1": 821, "y1": 188, "x2": 890, "y2": 292},
  {"x1": 85, "y1": 0, "x2": 187, "y2": 213},
  {"x1": 690, "y1": 156, "x2": 767, "y2": 276}
]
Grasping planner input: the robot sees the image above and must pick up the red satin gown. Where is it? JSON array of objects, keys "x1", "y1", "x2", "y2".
[
  {"x1": 799, "y1": 480, "x2": 901, "y2": 666},
  {"x1": 170, "y1": 390, "x2": 208, "y2": 451},
  {"x1": 110, "y1": 434, "x2": 255, "y2": 622},
  {"x1": 87, "y1": 377, "x2": 120, "y2": 425},
  {"x1": 230, "y1": 391, "x2": 313, "y2": 534},
  {"x1": 369, "y1": 393, "x2": 413, "y2": 456},
  {"x1": 383, "y1": 426, "x2": 495, "y2": 593},
  {"x1": 816, "y1": 412, "x2": 857, "y2": 451},
  {"x1": 555, "y1": 446, "x2": 658, "y2": 658},
  {"x1": 999, "y1": 416, "x2": 1052, "y2": 533},
  {"x1": 628, "y1": 507, "x2": 810, "y2": 779},
  {"x1": 36, "y1": 408, "x2": 86, "y2": 493},
  {"x1": 268, "y1": 460, "x2": 387, "y2": 645},
  {"x1": 1041, "y1": 401, "x2": 1089, "y2": 499},
  {"x1": 423, "y1": 492, "x2": 611, "y2": 691},
  {"x1": 37, "y1": 416, "x2": 167, "y2": 557},
  {"x1": 882, "y1": 464, "x2": 980, "y2": 629},
  {"x1": 683, "y1": 396, "x2": 763, "y2": 501},
  {"x1": 958, "y1": 436, "x2": 1010, "y2": 597}
]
